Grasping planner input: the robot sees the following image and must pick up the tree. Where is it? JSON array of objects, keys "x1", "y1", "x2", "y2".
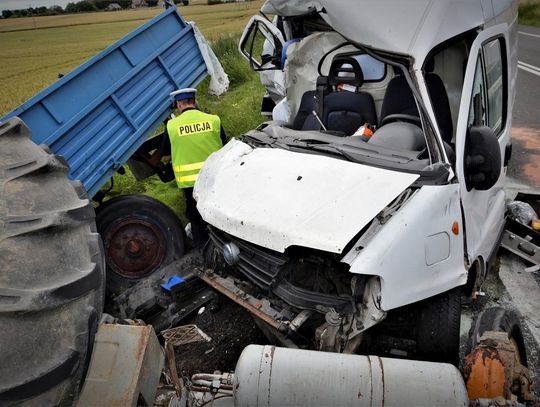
[
  {"x1": 94, "y1": 1, "x2": 111, "y2": 10},
  {"x1": 48, "y1": 5, "x2": 64, "y2": 14},
  {"x1": 116, "y1": 0, "x2": 132, "y2": 8},
  {"x1": 2, "y1": 10, "x2": 13, "y2": 18},
  {"x1": 146, "y1": 0, "x2": 158, "y2": 6},
  {"x1": 76, "y1": 1, "x2": 96, "y2": 11},
  {"x1": 65, "y1": 2, "x2": 78, "y2": 12}
]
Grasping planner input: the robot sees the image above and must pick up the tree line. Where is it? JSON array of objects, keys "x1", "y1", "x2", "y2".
[{"x1": 1, "y1": 0, "x2": 160, "y2": 18}]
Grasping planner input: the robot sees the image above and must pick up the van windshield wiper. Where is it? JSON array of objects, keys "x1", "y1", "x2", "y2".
[{"x1": 284, "y1": 140, "x2": 359, "y2": 162}]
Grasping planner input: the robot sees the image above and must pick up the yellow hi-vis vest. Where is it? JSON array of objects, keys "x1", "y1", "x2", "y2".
[{"x1": 167, "y1": 109, "x2": 223, "y2": 188}]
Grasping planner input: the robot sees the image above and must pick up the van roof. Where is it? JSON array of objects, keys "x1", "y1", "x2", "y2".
[{"x1": 262, "y1": 0, "x2": 515, "y2": 65}]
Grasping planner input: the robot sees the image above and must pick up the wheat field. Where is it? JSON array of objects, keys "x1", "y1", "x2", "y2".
[{"x1": 0, "y1": 0, "x2": 264, "y2": 114}]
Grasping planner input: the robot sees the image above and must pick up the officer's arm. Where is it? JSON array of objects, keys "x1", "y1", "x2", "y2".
[{"x1": 220, "y1": 124, "x2": 228, "y2": 145}]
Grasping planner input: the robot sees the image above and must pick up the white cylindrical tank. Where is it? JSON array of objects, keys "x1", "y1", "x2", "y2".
[{"x1": 233, "y1": 345, "x2": 468, "y2": 407}]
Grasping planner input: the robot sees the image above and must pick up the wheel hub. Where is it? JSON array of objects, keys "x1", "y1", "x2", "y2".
[{"x1": 104, "y1": 218, "x2": 166, "y2": 279}]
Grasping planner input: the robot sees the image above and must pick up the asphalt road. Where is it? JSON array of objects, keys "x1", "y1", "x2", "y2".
[
  {"x1": 508, "y1": 25, "x2": 540, "y2": 188},
  {"x1": 495, "y1": 24, "x2": 540, "y2": 386}
]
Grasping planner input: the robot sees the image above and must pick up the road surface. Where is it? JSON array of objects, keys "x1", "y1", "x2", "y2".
[
  {"x1": 509, "y1": 25, "x2": 540, "y2": 188},
  {"x1": 488, "y1": 24, "x2": 540, "y2": 387}
]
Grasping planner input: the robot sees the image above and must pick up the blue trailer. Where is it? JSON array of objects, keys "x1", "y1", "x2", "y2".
[
  {"x1": 0, "y1": 4, "x2": 221, "y2": 293},
  {"x1": 1, "y1": 4, "x2": 208, "y2": 198}
]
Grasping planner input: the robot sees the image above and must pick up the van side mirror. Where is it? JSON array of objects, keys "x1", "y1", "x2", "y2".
[{"x1": 464, "y1": 126, "x2": 501, "y2": 191}]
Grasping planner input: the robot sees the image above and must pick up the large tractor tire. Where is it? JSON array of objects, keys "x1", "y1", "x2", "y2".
[{"x1": 0, "y1": 118, "x2": 105, "y2": 406}]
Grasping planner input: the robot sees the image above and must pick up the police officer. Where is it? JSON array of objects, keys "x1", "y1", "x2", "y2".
[{"x1": 168, "y1": 88, "x2": 226, "y2": 246}]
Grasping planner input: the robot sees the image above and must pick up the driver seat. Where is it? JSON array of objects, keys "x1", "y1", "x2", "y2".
[
  {"x1": 380, "y1": 64, "x2": 453, "y2": 143},
  {"x1": 292, "y1": 56, "x2": 377, "y2": 135}
]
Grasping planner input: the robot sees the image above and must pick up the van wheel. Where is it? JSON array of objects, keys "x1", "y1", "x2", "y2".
[
  {"x1": 96, "y1": 195, "x2": 186, "y2": 295},
  {"x1": 415, "y1": 287, "x2": 462, "y2": 366},
  {"x1": 469, "y1": 307, "x2": 527, "y2": 366},
  {"x1": 0, "y1": 118, "x2": 104, "y2": 405}
]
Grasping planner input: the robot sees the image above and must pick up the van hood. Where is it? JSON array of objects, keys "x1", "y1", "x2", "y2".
[{"x1": 195, "y1": 139, "x2": 419, "y2": 254}]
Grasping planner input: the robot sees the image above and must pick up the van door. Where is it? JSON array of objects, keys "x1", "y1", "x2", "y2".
[
  {"x1": 239, "y1": 15, "x2": 287, "y2": 113},
  {"x1": 239, "y1": 15, "x2": 285, "y2": 71},
  {"x1": 455, "y1": 25, "x2": 511, "y2": 266}
]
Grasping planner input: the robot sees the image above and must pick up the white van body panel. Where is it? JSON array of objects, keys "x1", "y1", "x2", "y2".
[
  {"x1": 346, "y1": 185, "x2": 467, "y2": 310},
  {"x1": 195, "y1": 139, "x2": 419, "y2": 254},
  {"x1": 261, "y1": 0, "x2": 486, "y2": 68}
]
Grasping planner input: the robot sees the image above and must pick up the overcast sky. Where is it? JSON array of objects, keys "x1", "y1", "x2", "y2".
[{"x1": 1, "y1": 0, "x2": 71, "y2": 11}]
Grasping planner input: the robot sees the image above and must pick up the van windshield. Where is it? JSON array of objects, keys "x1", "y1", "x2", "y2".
[{"x1": 242, "y1": 124, "x2": 449, "y2": 185}]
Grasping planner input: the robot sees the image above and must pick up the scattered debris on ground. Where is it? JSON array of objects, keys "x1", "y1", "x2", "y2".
[{"x1": 173, "y1": 296, "x2": 268, "y2": 377}]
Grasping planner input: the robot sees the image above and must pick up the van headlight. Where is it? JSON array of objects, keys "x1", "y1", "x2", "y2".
[{"x1": 223, "y1": 242, "x2": 240, "y2": 265}]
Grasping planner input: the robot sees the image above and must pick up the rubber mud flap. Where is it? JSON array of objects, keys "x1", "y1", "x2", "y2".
[{"x1": 0, "y1": 118, "x2": 105, "y2": 406}]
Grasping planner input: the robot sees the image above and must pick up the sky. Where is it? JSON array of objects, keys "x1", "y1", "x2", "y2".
[{"x1": 1, "y1": 0, "x2": 71, "y2": 11}]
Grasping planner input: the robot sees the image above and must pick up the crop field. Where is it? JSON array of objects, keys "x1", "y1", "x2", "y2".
[
  {"x1": 0, "y1": 0, "x2": 266, "y2": 219},
  {"x1": 0, "y1": 0, "x2": 264, "y2": 114}
]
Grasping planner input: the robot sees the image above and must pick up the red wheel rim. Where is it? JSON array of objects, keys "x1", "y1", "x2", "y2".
[{"x1": 104, "y1": 218, "x2": 166, "y2": 279}]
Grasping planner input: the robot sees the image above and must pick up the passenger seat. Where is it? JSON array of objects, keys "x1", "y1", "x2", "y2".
[{"x1": 292, "y1": 56, "x2": 377, "y2": 136}]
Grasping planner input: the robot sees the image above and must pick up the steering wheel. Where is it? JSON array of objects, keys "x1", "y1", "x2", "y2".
[{"x1": 380, "y1": 113, "x2": 422, "y2": 127}]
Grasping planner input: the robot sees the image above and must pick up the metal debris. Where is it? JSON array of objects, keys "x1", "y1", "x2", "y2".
[{"x1": 162, "y1": 324, "x2": 212, "y2": 346}]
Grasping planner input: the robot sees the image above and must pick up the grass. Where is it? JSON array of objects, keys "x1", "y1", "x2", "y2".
[
  {"x1": 519, "y1": 2, "x2": 540, "y2": 27},
  {"x1": 0, "y1": 2, "x2": 265, "y2": 221}
]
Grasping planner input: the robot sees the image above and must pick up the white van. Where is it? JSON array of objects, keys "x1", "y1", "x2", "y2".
[{"x1": 195, "y1": 0, "x2": 518, "y2": 364}]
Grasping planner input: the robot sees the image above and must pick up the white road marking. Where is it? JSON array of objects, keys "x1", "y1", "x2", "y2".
[
  {"x1": 519, "y1": 31, "x2": 540, "y2": 38},
  {"x1": 518, "y1": 60, "x2": 540, "y2": 77},
  {"x1": 519, "y1": 60, "x2": 540, "y2": 72}
]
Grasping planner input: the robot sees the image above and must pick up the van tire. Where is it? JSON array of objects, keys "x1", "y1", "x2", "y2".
[
  {"x1": 96, "y1": 195, "x2": 186, "y2": 296},
  {"x1": 415, "y1": 287, "x2": 461, "y2": 366},
  {"x1": 0, "y1": 118, "x2": 104, "y2": 405}
]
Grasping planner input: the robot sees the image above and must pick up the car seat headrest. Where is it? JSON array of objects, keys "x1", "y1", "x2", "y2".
[{"x1": 327, "y1": 56, "x2": 364, "y2": 88}]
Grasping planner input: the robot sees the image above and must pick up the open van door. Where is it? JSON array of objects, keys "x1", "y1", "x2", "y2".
[
  {"x1": 455, "y1": 25, "x2": 511, "y2": 266},
  {"x1": 239, "y1": 15, "x2": 285, "y2": 71},
  {"x1": 239, "y1": 15, "x2": 286, "y2": 114}
]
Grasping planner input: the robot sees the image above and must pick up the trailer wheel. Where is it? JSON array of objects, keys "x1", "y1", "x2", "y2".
[
  {"x1": 469, "y1": 307, "x2": 528, "y2": 366},
  {"x1": 96, "y1": 194, "x2": 186, "y2": 295},
  {"x1": 0, "y1": 118, "x2": 104, "y2": 405},
  {"x1": 415, "y1": 287, "x2": 462, "y2": 366}
]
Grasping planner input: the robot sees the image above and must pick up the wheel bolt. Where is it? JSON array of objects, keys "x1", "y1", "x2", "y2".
[{"x1": 127, "y1": 240, "x2": 142, "y2": 256}]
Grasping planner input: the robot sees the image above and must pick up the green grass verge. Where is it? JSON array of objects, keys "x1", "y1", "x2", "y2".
[
  {"x1": 519, "y1": 3, "x2": 540, "y2": 27},
  {"x1": 104, "y1": 34, "x2": 265, "y2": 222}
]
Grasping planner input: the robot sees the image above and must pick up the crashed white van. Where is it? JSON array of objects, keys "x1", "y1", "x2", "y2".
[{"x1": 195, "y1": 0, "x2": 518, "y2": 364}]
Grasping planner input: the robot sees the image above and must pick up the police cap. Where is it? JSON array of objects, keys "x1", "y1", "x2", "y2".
[{"x1": 170, "y1": 88, "x2": 197, "y2": 102}]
